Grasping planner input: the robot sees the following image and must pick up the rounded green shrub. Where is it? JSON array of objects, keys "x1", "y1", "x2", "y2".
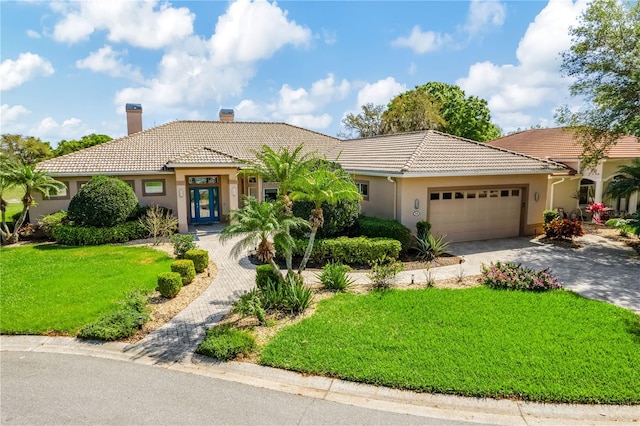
[
  {"x1": 67, "y1": 175, "x2": 138, "y2": 227},
  {"x1": 157, "y1": 272, "x2": 183, "y2": 298},
  {"x1": 256, "y1": 264, "x2": 281, "y2": 290},
  {"x1": 171, "y1": 259, "x2": 196, "y2": 285},
  {"x1": 184, "y1": 249, "x2": 209, "y2": 273},
  {"x1": 356, "y1": 216, "x2": 412, "y2": 253},
  {"x1": 196, "y1": 325, "x2": 256, "y2": 361}
]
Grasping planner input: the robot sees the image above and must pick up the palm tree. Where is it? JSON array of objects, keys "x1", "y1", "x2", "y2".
[
  {"x1": 290, "y1": 167, "x2": 362, "y2": 274},
  {"x1": 0, "y1": 158, "x2": 16, "y2": 239},
  {"x1": 220, "y1": 197, "x2": 309, "y2": 282},
  {"x1": 0, "y1": 161, "x2": 63, "y2": 244},
  {"x1": 238, "y1": 144, "x2": 317, "y2": 272},
  {"x1": 604, "y1": 158, "x2": 640, "y2": 200}
]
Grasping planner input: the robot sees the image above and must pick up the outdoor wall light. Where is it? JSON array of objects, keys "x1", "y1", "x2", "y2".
[
  {"x1": 232, "y1": 187, "x2": 237, "y2": 196},
  {"x1": 414, "y1": 199, "x2": 420, "y2": 209},
  {"x1": 179, "y1": 189, "x2": 184, "y2": 197},
  {"x1": 534, "y1": 192, "x2": 540, "y2": 201}
]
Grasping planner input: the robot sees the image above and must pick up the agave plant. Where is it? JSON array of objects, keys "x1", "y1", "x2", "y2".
[{"x1": 415, "y1": 233, "x2": 450, "y2": 261}]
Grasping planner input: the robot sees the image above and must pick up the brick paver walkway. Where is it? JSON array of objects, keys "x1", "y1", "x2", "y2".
[{"x1": 123, "y1": 225, "x2": 256, "y2": 363}]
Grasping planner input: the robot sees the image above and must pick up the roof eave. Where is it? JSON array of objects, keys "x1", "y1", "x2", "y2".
[
  {"x1": 36, "y1": 170, "x2": 174, "y2": 177},
  {"x1": 345, "y1": 168, "x2": 568, "y2": 178},
  {"x1": 166, "y1": 162, "x2": 243, "y2": 168}
]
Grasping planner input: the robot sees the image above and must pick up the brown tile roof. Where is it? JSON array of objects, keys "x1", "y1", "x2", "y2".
[
  {"x1": 335, "y1": 130, "x2": 567, "y2": 175},
  {"x1": 488, "y1": 128, "x2": 640, "y2": 160},
  {"x1": 37, "y1": 121, "x2": 341, "y2": 175},
  {"x1": 168, "y1": 147, "x2": 240, "y2": 165}
]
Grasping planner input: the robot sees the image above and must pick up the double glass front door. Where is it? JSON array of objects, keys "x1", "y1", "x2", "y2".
[{"x1": 190, "y1": 187, "x2": 220, "y2": 223}]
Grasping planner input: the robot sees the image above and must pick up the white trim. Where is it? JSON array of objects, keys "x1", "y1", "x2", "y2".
[
  {"x1": 43, "y1": 171, "x2": 174, "y2": 177},
  {"x1": 344, "y1": 169, "x2": 568, "y2": 178}
]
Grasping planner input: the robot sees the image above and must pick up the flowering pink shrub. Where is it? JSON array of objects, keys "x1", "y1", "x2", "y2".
[
  {"x1": 587, "y1": 202, "x2": 606, "y2": 223},
  {"x1": 481, "y1": 262, "x2": 562, "y2": 292}
]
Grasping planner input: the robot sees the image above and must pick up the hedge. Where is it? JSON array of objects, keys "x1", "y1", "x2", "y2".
[
  {"x1": 67, "y1": 175, "x2": 138, "y2": 227},
  {"x1": 283, "y1": 236, "x2": 401, "y2": 266},
  {"x1": 157, "y1": 272, "x2": 182, "y2": 298},
  {"x1": 184, "y1": 249, "x2": 209, "y2": 273},
  {"x1": 52, "y1": 221, "x2": 149, "y2": 246},
  {"x1": 171, "y1": 259, "x2": 196, "y2": 285},
  {"x1": 356, "y1": 216, "x2": 412, "y2": 253}
]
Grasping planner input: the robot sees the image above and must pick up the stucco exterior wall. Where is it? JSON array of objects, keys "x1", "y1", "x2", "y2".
[
  {"x1": 29, "y1": 174, "x2": 177, "y2": 224},
  {"x1": 352, "y1": 175, "x2": 396, "y2": 220}
]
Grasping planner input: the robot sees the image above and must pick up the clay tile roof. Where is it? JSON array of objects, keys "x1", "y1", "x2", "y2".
[
  {"x1": 335, "y1": 130, "x2": 567, "y2": 175},
  {"x1": 487, "y1": 127, "x2": 640, "y2": 160},
  {"x1": 37, "y1": 121, "x2": 341, "y2": 175}
]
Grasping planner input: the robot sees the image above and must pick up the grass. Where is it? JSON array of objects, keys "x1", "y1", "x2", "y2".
[
  {"x1": 260, "y1": 287, "x2": 640, "y2": 404},
  {"x1": 2, "y1": 186, "x2": 25, "y2": 224},
  {"x1": 0, "y1": 244, "x2": 173, "y2": 335}
]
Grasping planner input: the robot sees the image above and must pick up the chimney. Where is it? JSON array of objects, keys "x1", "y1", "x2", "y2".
[
  {"x1": 126, "y1": 103, "x2": 143, "y2": 135},
  {"x1": 219, "y1": 108, "x2": 234, "y2": 123}
]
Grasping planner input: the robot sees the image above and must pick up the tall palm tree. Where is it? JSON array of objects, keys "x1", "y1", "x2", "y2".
[
  {"x1": 220, "y1": 197, "x2": 309, "y2": 281},
  {"x1": 604, "y1": 158, "x2": 640, "y2": 200},
  {"x1": 238, "y1": 144, "x2": 317, "y2": 272},
  {"x1": 290, "y1": 167, "x2": 362, "y2": 274},
  {"x1": 0, "y1": 162, "x2": 63, "y2": 244}
]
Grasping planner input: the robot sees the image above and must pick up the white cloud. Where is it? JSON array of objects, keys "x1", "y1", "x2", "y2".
[
  {"x1": 356, "y1": 77, "x2": 406, "y2": 107},
  {"x1": 463, "y1": 0, "x2": 506, "y2": 36},
  {"x1": 114, "y1": 0, "x2": 312, "y2": 113},
  {"x1": 408, "y1": 63, "x2": 417, "y2": 76},
  {"x1": 391, "y1": 26, "x2": 451, "y2": 54},
  {"x1": 234, "y1": 73, "x2": 350, "y2": 129},
  {"x1": 26, "y1": 29, "x2": 41, "y2": 39},
  {"x1": 457, "y1": 0, "x2": 588, "y2": 132},
  {"x1": 76, "y1": 45, "x2": 143, "y2": 82},
  {"x1": 322, "y1": 28, "x2": 337, "y2": 45},
  {"x1": 52, "y1": 0, "x2": 194, "y2": 49},
  {"x1": 0, "y1": 104, "x2": 31, "y2": 133},
  {"x1": 0, "y1": 52, "x2": 54, "y2": 91},
  {"x1": 29, "y1": 116, "x2": 91, "y2": 142},
  {"x1": 209, "y1": 0, "x2": 311, "y2": 65}
]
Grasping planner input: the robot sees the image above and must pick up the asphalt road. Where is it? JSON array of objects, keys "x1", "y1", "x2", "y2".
[{"x1": 1, "y1": 352, "x2": 484, "y2": 425}]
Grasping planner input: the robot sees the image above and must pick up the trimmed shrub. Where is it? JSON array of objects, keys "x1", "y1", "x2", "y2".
[
  {"x1": 77, "y1": 291, "x2": 150, "y2": 341},
  {"x1": 281, "y1": 236, "x2": 401, "y2": 266},
  {"x1": 184, "y1": 249, "x2": 209, "y2": 273},
  {"x1": 171, "y1": 233, "x2": 196, "y2": 258},
  {"x1": 356, "y1": 216, "x2": 412, "y2": 253},
  {"x1": 543, "y1": 218, "x2": 584, "y2": 240},
  {"x1": 256, "y1": 264, "x2": 281, "y2": 290},
  {"x1": 196, "y1": 325, "x2": 256, "y2": 361},
  {"x1": 52, "y1": 221, "x2": 148, "y2": 246},
  {"x1": 171, "y1": 259, "x2": 196, "y2": 285},
  {"x1": 316, "y1": 262, "x2": 354, "y2": 291},
  {"x1": 37, "y1": 210, "x2": 67, "y2": 238},
  {"x1": 543, "y1": 209, "x2": 559, "y2": 224},
  {"x1": 482, "y1": 261, "x2": 562, "y2": 292},
  {"x1": 416, "y1": 220, "x2": 431, "y2": 239},
  {"x1": 292, "y1": 198, "x2": 360, "y2": 238},
  {"x1": 157, "y1": 272, "x2": 183, "y2": 298},
  {"x1": 67, "y1": 175, "x2": 138, "y2": 227}
]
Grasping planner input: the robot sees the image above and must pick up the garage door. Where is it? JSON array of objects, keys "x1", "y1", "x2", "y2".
[{"x1": 428, "y1": 188, "x2": 522, "y2": 242}]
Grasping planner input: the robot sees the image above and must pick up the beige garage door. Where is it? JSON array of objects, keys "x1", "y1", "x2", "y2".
[{"x1": 428, "y1": 188, "x2": 522, "y2": 242}]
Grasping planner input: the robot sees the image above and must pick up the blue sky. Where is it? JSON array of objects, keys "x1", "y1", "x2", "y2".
[{"x1": 1, "y1": 0, "x2": 588, "y2": 145}]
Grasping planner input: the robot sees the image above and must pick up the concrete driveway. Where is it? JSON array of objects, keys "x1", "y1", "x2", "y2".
[{"x1": 444, "y1": 234, "x2": 640, "y2": 314}]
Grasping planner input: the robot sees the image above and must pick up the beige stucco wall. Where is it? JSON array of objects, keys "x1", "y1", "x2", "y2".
[
  {"x1": 353, "y1": 175, "x2": 397, "y2": 220},
  {"x1": 350, "y1": 173, "x2": 549, "y2": 237},
  {"x1": 29, "y1": 174, "x2": 177, "y2": 225}
]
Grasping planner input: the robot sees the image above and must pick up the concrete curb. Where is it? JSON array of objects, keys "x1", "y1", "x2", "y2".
[{"x1": 2, "y1": 335, "x2": 638, "y2": 425}]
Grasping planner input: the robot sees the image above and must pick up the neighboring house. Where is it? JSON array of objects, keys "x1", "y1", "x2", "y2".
[
  {"x1": 34, "y1": 106, "x2": 568, "y2": 242},
  {"x1": 488, "y1": 128, "x2": 640, "y2": 218}
]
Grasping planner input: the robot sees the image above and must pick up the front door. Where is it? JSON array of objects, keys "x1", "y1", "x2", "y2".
[{"x1": 190, "y1": 187, "x2": 220, "y2": 223}]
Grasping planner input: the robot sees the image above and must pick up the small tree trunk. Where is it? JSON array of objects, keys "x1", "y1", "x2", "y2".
[
  {"x1": 9, "y1": 207, "x2": 29, "y2": 244},
  {"x1": 284, "y1": 223, "x2": 293, "y2": 273},
  {"x1": 268, "y1": 257, "x2": 285, "y2": 282},
  {"x1": 297, "y1": 225, "x2": 318, "y2": 274}
]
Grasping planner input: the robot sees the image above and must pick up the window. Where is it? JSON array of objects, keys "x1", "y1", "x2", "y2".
[
  {"x1": 248, "y1": 176, "x2": 257, "y2": 184},
  {"x1": 511, "y1": 189, "x2": 520, "y2": 197},
  {"x1": 478, "y1": 190, "x2": 488, "y2": 198},
  {"x1": 264, "y1": 188, "x2": 278, "y2": 202},
  {"x1": 143, "y1": 179, "x2": 166, "y2": 196},
  {"x1": 248, "y1": 187, "x2": 258, "y2": 198},
  {"x1": 442, "y1": 192, "x2": 452, "y2": 200},
  {"x1": 579, "y1": 179, "x2": 595, "y2": 204},
  {"x1": 76, "y1": 181, "x2": 88, "y2": 191},
  {"x1": 123, "y1": 180, "x2": 135, "y2": 191},
  {"x1": 430, "y1": 193, "x2": 440, "y2": 200},
  {"x1": 501, "y1": 190, "x2": 510, "y2": 197},
  {"x1": 188, "y1": 176, "x2": 218, "y2": 185},
  {"x1": 50, "y1": 181, "x2": 69, "y2": 199},
  {"x1": 489, "y1": 190, "x2": 499, "y2": 198},
  {"x1": 455, "y1": 192, "x2": 464, "y2": 199},
  {"x1": 356, "y1": 181, "x2": 369, "y2": 200},
  {"x1": 466, "y1": 192, "x2": 476, "y2": 199}
]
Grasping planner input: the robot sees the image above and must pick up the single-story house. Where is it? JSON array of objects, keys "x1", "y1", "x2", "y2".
[
  {"x1": 33, "y1": 106, "x2": 568, "y2": 242},
  {"x1": 487, "y1": 128, "x2": 640, "y2": 218}
]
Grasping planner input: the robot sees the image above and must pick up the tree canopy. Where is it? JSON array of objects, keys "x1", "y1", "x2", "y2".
[
  {"x1": 339, "y1": 82, "x2": 500, "y2": 142},
  {"x1": 0, "y1": 134, "x2": 53, "y2": 165},
  {"x1": 557, "y1": 0, "x2": 640, "y2": 166},
  {"x1": 54, "y1": 134, "x2": 112, "y2": 157}
]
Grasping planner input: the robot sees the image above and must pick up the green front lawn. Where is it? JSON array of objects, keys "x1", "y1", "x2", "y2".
[
  {"x1": 0, "y1": 244, "x2": 173, "y2": 335},
  {"x1": 260, "y1": 287, "x2": 640, "y2": 404}
]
